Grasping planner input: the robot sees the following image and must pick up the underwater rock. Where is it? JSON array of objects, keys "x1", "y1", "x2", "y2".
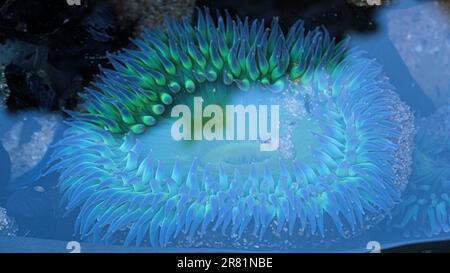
[
  {"x1": 0, "y1": 65, "x2": 10, "y2": 108},
  {"x1": 387, "y1": 0, "x2": 450, "y2": 108},
  {"x1": 0, "y1": 207, "x2": 18, "y2": 237},
  {"x1": 346, "y1": 0, "x2": 392, "y2": 7},
  {"x1": 0, "y1": 0, "x2": 86, "y2": 43},
  {"x1": 47, "y1": 9, "x2": 414, "y2": 249},
  {"x1": 47, "y1": 1, "x2": 131, "y2": 107},
  {"x1": 0, "y1": 40, "x2": 39, "y2": 80},
  {"x1": 110, "y1": 0, "x2": 196, "y2": 34},
  {"x1": 1, "y1": 112, "x2": 59, "y2": 182},
  {"x1": 0, "y1": 1, "x2": 130, "y2": 112},
  {"x1": 5, "y1": 64, "x2": 56, "y2": 111},
  {"x1": 393, "y1": 105, "x2": 450, "y2": 238},
  {"x1": 48, "y1": 0, "x2": 128, "y2": 71},
  {"x1": 82, "y1": 1, "x2": 118, "y2": 43}
]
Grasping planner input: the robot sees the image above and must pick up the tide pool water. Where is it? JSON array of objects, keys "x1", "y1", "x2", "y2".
[{"x1": 0, "y1": 3, "x2": 449, "y2": 253}]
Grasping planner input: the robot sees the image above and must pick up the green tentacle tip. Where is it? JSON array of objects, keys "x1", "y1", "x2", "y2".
[
  {"x1": 160, "y1": 93, "x2": 174, "y2": 105},
  {"x1": 151, "y1": 104, "x2": 165, "y2": 115},
  {"x1": 168, "y1": 81, "x2": 181, "y2": 93},
  {"x1": 141, "y1": 115, "x2": 157, "y2": 126},
  {"x1": 130, "y1": 124, "x2": 146, "y2": 134},
  {"x1": 185, "y1": 79, "x2": 196, "y2": 93}
]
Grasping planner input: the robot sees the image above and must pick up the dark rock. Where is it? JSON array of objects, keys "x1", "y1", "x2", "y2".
[
  {"x1": 10, "y1": 120, "x2": 63, "y2": 191},
  {"x1": 45, "y1": 1, "x2": 132, "y2": 109},
  {"x1": 0, "y1": 0, "x2": 132, "y2": 112},
  {"x1": 82, "y1": 1, "x2": 118, "y2": 42},
  {"x1": 4, "y1": 64, "x2": 56, "y2": 111},
  {"x1": 47, "y1": 1, "x2": 131, "y2": 76},
  {"x1": 0, "y1": 0, "x2": 87, "y2": 43}
]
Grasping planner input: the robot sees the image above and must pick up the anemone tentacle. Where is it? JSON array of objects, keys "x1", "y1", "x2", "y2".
[
  {"x1": 47, "y1": 8, "x2": 414, "y2": 248},
  {"x1": 393, "y1": 105, "x2": 450, "y2": 238}
]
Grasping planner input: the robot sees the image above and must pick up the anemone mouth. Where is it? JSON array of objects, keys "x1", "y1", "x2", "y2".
[{"x1": 48, "y1": 8, "x2": 415, "y2": 249}]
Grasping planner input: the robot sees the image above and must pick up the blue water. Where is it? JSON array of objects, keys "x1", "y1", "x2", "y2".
[{"x1": 0, "y1": 0, "x2": 449, "y2": 253}]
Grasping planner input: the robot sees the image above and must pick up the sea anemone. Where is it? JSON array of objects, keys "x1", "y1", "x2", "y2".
[
  {"x1": 393, "y1": 105, "x2": 450, "y2": 238},
  {"x1": 46, "y1": 8, "x2": 414, "y2": 249}
]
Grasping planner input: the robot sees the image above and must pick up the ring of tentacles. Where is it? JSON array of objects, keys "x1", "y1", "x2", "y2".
[{"x1": 47, "y1": 8, "x2": 414, "y2": 248}]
